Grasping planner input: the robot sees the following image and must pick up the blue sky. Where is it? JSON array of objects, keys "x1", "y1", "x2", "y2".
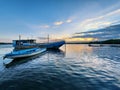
[{"x1": 0, "y1": 0, "x2": 120, "y2": 42}]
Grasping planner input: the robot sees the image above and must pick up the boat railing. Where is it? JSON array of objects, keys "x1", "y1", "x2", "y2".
[{"x1": 37, "y1": 39, "x2": 65, "y2": 44}]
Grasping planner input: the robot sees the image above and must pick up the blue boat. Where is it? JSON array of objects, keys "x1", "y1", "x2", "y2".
[
  {"x1": 13, "y1": 39, "x2": 65, "y2": 50},
  {"x1": 13, "y1": 39, "x2": 37, "y2": 50},
  {"x1": 39, "y1": 40, "x2": 65, "y2": 49},
  {"x1": 3, "y1": 48, "x2": 46, "y2": 59}
]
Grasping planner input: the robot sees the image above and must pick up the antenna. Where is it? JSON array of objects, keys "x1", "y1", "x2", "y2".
[
  {"x1": 31, "y1": 35, "x2": 33, "y2": 39},
  {"x1": 48, "y1": 34, "x2": 49, "y2": 43},
  {"x1": 19, "y1": 35, "x2": 21, "y2": 40}
]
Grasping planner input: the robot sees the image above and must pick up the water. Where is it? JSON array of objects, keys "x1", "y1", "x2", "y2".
[{"x1": 0, "y1": 44, "x2": 120, "y2": 90}]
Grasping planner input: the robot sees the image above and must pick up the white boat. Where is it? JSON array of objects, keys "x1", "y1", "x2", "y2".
[
  {"x1": 88, "y1": 44, "x2": 103, "y2": 47},
  {"x1": 3, "y1": 48, "x2": 46, "y2": 59}
]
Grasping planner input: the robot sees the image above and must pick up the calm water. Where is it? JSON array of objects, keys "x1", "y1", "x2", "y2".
[{"x1": 0, "y1": 44, "x2": 120, "y2": 90}]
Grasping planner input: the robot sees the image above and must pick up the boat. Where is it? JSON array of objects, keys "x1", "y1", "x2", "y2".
[
  {"x1": 13, "y1": 39, "x2": 37, "y2": 50},
  {"x1": 3, "y1": 48, "x2": 46, "y2": 59},
  {"x1": 13, "y1": 39, "x2": 65, "y2": 50},
  {"x1": 88, "y1": 44, "x2": 103, "y2": 47},
  {"x1": 38, "y1": 40, "x2": 65, "y2": 49}
]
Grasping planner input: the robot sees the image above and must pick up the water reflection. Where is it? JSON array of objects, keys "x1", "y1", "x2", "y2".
[
  {"x1": 4, "y1": 49, "x2": 65, "y2": 68},
  {"x1": 64, "y1": 44, "x2": 93, "y2": 53},
  {"x1": 4, "y1": 52, "x2": 46, "y2": 68},
  {"x1": 0, "y1": 44, "x2": 120, "y2": 90},
  {"x1": 60, "y1": 44, "x2": 120, "y2": 89},
  {"x1": 47, "y1": 49, "x2": 65, "y2": 60},
  {"x1": 0, "y1": 45, "x2": 12, "y2": 48}
]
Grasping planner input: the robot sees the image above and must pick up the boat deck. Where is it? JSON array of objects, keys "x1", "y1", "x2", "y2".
[{"x1": 14, "y1": 40, "x2": 65, "y2": 50}]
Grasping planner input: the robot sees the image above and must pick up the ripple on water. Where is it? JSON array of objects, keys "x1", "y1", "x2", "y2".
[{"x1": 0, "y1": 44, "x2": 120, "y2": 90}]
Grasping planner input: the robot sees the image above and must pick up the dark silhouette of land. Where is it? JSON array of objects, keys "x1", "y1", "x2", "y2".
[
  {"x1": 66, "y1": 39, "x2": 120, "y2": 44},
  {"x1": 1, "y1": 39, "x2": 120, "y2": 45},
  {"x1": 89, "y1": 39, "x2": 120, "y2": 44},
  {"x1": 0, "y1": 42, "x2": 12, "y2": 45}
]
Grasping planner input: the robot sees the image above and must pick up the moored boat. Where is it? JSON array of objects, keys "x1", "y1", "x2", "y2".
[
  {"x1": 88, "y1": 44, "x2": 103, "y2": 47},
  {"x1": 13, "y1": 39, "x2": 65, "y2": 50},
  {"x1": 3, "y1": 48, "x2": 46, "y2": 59}
]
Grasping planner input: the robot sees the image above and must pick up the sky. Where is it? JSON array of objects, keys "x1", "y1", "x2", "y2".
[
  {"x1": 0, "y1": 0, "x2": 120, "y2": 42},
  {"x1": 72, "y1": 24, "x2": 120, "y2": 41}
]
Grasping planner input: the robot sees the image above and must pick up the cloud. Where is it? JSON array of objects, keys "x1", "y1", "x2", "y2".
[
  {"x1": 54, "y1": 19, "x2": 72, "y2": 26},
  {"x1": 79, "y1": 9, "x2": 120, "y2": 31},
  {"x1": 105, "y1": 9, "x2": 120, "y2": 17},
  {"x1": 83, "y1": 21, "x2": 111, "y2": 30},
  {"x1": 81, "y1": 9, "x2": 120, "y2": 24},
  {"x1": 66, "y1": 19, "x2": 72, "y2": 23},
  {"x1": 54, "y1": 9, "x2": 120, "y2": 37},
  {"x1": 0, "y1": 38, "x2": 12, "y2": 42},
  {"x1": 72, "y1": 24, "x2": 120, "y2": 40},
  {"x1": 28, "y1": 24, "x2": 50, "y2": 29},
  {"x1": 39, "y1": 25, "x2": 50, "y2": 29},
  {"x1": 54, "y1": 21, "x2": 63, "y2": 25},
  {"x1": 27, "y1": 8, "x2": 120, "y2": 39}
]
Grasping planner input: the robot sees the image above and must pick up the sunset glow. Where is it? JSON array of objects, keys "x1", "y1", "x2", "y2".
[
  {"x1": 0, "y1": 0, "x2": 120, "y2": 42},
  {"x1": 65, "y1": 38, "x2": 98, "y2": 42}
]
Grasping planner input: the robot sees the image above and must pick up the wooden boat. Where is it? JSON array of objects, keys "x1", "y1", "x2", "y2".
[
  {"x1": 13, "y1": 39, "x2": 65, "y2": 50},
  {"x1": 88, "y1": 44, "x2": 103, "y2": 47},
  {"x1": 38, "y1": 40, "x2": 65, "y2": 49},
  {"x1": 3, "y1": 48, "x2": 46, "y2": 59}
]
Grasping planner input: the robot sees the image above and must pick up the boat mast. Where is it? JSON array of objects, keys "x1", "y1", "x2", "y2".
[
  {"x1": 19, "y1": 35, "x2": 21, "y2": 40},
  {"x1": 48, "y1": 34, "x2": 49, "y2": 43}
]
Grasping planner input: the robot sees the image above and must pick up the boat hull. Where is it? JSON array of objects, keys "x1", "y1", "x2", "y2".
[
  {"x1": 4, "y1": 48, "x2": 46, "y2": 59},
  {"x1": 14, "y1": 41, "x2": 65, "y2": 50}
]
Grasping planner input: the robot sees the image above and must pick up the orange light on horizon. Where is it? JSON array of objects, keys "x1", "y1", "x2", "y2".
[{"x1": 65, "y1": 37, "x2": 98, "y2": 42}]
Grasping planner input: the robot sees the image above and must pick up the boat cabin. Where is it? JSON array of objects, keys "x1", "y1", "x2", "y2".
[{"x1": 13, "y1": 39, "x2": 36, "y2": 47}]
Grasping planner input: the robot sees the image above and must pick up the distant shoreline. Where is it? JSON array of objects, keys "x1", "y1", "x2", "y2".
[
  {"x1": 0, "y1": 43, "x2": 12, "y2": 45},
  {"x1": 66, "y1": 39, "x2": 120, "y2": 44},
  {"x1": 66, "y1": 43, "x2": 120, "y2": 44},
  {"x1": 1, "y1": 39, "x2": 119, "y2": 45},
  {"x1": 66, "y1": 42, "x2": 89, "y2": 44}
]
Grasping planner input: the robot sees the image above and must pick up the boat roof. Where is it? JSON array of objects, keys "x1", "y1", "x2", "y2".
[{"x1": 13, "y1": 39, "x2": 36, "y2": 42}]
